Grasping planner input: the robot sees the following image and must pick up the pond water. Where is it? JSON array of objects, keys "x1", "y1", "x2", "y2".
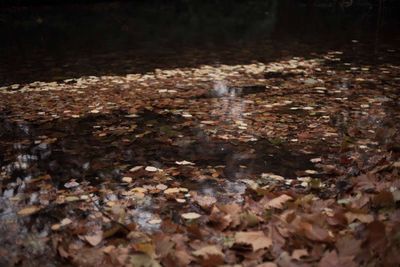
[{"x1": 1, "y1": 0, "x2": 399, "y2": 85}]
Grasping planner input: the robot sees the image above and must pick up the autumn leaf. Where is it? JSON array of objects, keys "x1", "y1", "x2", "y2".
[
  {"x1": 181, "y1": 212, "x2": 201, "y2": 220},
  {"x1": 192, "y1": 245, "x2": 224, "y2": 258},
  {"x1": 175, "y1": 160, "x2": 195, "y2": 166},
  {"x1": 292, "y1": 249, "x2": 308, "y2": 260},
  {"x1": 191, "y1": 192, "x2": 217, "y2": 210},
  {"x1": 84, "y1": 231, "x2": 103, "y2": 246},
  {"x1": 344, "y1": 212, "x2": 374, "y2": 224},
  {"x1": 234, "y1": 231, "x2": 272, "y2": 251},
  {"x1": 265, "y1": 194, "x2": 293, "y2": 209},
  {"x1": 17, "y1": 206, "x2": 41, "y2": 216},
  {"x1": 298, "y1": 221, "x2": 332, "y2": 242},
  {"x1": 130, "y1": 253, "x2": 161, "y2": 267}
]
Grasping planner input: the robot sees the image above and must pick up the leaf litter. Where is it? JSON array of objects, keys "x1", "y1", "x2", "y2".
[{"x1": 0, "y1": 49, "x2": 400, "y2": 266}]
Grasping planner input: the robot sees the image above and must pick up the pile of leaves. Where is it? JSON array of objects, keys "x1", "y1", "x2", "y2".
[{"x1": 0, "y1": 47, "x2": 399, "y2": 267}]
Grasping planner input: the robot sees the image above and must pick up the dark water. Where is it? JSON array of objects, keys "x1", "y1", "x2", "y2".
[
  {"x1": 1, "y1": 0, "x2": 399, "y2": 86},
  {"x1": 0, "y1": 109, "x2": 315, "y2": 188}
]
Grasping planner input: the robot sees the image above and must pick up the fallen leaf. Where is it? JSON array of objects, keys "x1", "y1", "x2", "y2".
[
  {"x1": 17, "y1": 206, "x2": 41, "y2": 216},
  {"x1": 292, "y1": 249, "x2": 308, "y2": 260},
  {"x1": 148, "y1": 219, "x2": 162, "y2": 225},
  {"x1": 181, "y1": 212, "x2": 201, "y2": 220},
  {"x1": 130, "y1": 254, "x2": 161, "y2": 267},
  {"x1": 164, "y1": 188, "x2": 181, "y2": 195},
  {"x1": 191, "y1": 192, "x2": 217, "y2": 209},
  {"x1": 261, "y1": 173, "x2": 285, "y2": 181},
  {"x1": 318, "y1": 250, "x2": 339, "y2": 267},
  {"x1": 175, "y1": 160, "x2": 195, "y2": 166},
  {"x1": 192, "y1": 245, "x2": 224, "y2": 258},
  {"x1": 256, "y1": 263, "x2": 278, "y2": 267},
  {"x1": 64, "y1": 180, "x2": 79, "y2": 188},
  {"x1": 234, "y1": 231, "x2": 272, "y2": 251},
  {"x1": 299, "y1": 221, "x2": 331, "y2": 242},
  {"x1": 85, "y1": 231, "x2": 103, "y2": 246},
  {"x1": 130, "y1": 166, "x2": 143, "y2": 172},
  {"x1": 156, "y1": 184, "x2": 168, "y2": 190},
  {"x1": 345, "y1": 212, "x2": 374, "y2": 224},
  {"x1": 122, "y1": 176, "x2": 133, "y2": 183},
  {"x1": 145, "y1": 166, "x2": 159, "y2": 172},
  {"x1": 266, "y1": 194, "x2": 293, "y2": 209}
]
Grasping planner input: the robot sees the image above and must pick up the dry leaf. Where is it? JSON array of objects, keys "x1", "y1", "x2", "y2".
[
  {"x1": 122, "y1": 176, "x2": 133, "y2": 183},
  {"x1": 145, "y1": 166, "x2": 159, "y2": 172},
  {"x1": 85, "y1": 231, "x2": 103, "y2": 246},
  {"x1": 345, "y1": 212, "x2": 374, "y2": 224},
  {"x1": 292, "y1": 249, "x2": 308, "y2": 260},
  {"x1": 130, "y1": 166, "x2": 143, "y2": 172},
  {"x1": 175, "y1": 160, "x2": 195, "y2": 166},
  {"x1": 266, "y1": 194, "x2": 293, "y2": 209},
  {"x1": 234, "y1": 231, "x2": 272, "y2": 251},
  {"x1": 192, "y1": 245, "x2": 224, "y2": 258},
  {"x1": 164, "y1": 187, "x2": 181, "y2": 195},
  {"x1": 191, "y1": 192, "x2": 217, "y2": 209},
  {"x1": 17, "y1": 206, "x2": 41, "y2": 216},
  {"x1": 181, "y1": 212, "x2": 201, "y2": 220}
]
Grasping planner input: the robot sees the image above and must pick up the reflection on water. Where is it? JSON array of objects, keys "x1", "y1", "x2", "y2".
[{"x1": 0, "y1": 110, "x2": 315, "y2": 187}]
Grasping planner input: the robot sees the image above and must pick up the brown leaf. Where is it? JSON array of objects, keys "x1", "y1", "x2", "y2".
[
  {"x1": 292, "y1": 249, "x2": 308, "y2": 260},
  {"x1": 84, "y1": 231, "x2": 103, "y2": 246},
  {"x1": 256, "y1": 263, "x2": 278, "y2": 267},
  {"x1": 318, "y1": 250, "x2": 357, "y2": 267},
  {"x1": 344, "y1": 212, "x2": 374, "y2": 224},
  {"x1": 192, "y1": 245, "x2": 224, "y2": 258},
  {"x1": 318, "y1": 250, "x2": 339, "y2": 267},
  {"x1": 373, "y1": 191, "x2": 394, "y2": 207},
  {"x1": 336, "y1": 235, "x2": 361, "y2": 258},
  {"x1": 299, "y1": 221, "x2": 331, "y2": 242},
  {"x1": 191, "y1": 192, "x2": 217, "y2": 210},
  {"x1": 17, "y1": 206, "x2": 41, "y2": 216},
  {"x1": 208, "y1": 206, "x2": 232, "y2": 231},
  {"x1": 234, "y1": 231, "x2": 272, "y2": 251},
  {"x1": 266, "y1": 194, "x2": 293, "y2": 209},
  {"x1": 175, "y1": 249, "x2": 194, "y2": 267}
]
